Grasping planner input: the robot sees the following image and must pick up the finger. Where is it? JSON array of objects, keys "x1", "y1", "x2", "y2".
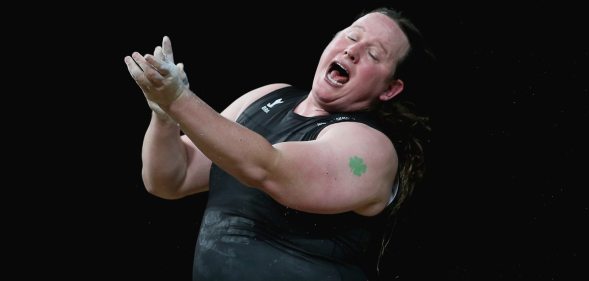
[
  {"x1": 132, "y1": 53, "x2": 163, "y2": 86},
  {"x1": 154, "y1": 46, "x2": 164, "y2": 61},
  {"x1": 145, "y1": 54, "x2": 171, "y2": 76},
  {"x1": 162, "y1": 36, "x2": 174, "y2": 64},
  {"x1": 132, "y1": 52, "x2": 154, "y2": 74},
  {"x1": 125, "y1": 54, "x2": 154, "y2": 92},
  {"x1": 125, "y1": 54, "x2": 146, "y2": 81}
]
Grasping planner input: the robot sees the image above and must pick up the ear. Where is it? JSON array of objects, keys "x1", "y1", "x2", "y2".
[{"x1": 379, "y1": 79, "x2": 404, "y2": 102}]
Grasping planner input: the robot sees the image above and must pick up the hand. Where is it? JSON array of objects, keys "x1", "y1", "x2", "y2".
[
  {"x1": 146, "y1": 62, "x2": 190, "y2": 123},
  {"x1": 125, "y1": 36, "x2": 188, "y2": 110}
]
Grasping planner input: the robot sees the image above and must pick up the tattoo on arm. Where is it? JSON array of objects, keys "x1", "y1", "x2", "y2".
[{"x1": 349, "y1": 156, "x2": 367, "y2": 176}]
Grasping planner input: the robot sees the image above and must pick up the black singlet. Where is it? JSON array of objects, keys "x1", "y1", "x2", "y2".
[{"x1": 193, "y1": 86, "x2": 391, "y2": 281}]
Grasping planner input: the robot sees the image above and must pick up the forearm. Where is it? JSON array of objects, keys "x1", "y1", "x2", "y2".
[
  {"x1": 165, "y1": 89, "x2": 278, "y2": 188},
  {"x1": 141, "y1": 112, "x2": 188, "y2": 198}
]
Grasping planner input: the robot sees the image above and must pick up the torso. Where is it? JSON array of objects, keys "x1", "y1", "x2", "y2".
[{"x1": 193, "y1": 86, "x2": 388, "y2": 281}]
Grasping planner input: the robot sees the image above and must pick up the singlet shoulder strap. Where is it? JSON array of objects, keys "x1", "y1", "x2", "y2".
[
  {"x1": 306, "y1": 110, "x2": 381, "y2": 141},
  {"x1": 244, "y1": 86, "x2": 304, "y2": 111}
]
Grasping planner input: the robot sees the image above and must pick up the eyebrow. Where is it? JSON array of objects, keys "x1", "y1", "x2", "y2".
[{"x1": 349, "y1": 25, "x2": 389, "y2": 57}]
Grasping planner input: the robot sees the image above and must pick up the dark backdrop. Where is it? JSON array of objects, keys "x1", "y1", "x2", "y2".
[{"x1": 11, "y1": 1, "x2": 587, "y2": 280}]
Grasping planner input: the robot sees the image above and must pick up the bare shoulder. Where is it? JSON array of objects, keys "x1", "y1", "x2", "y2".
[
  {"x1": 250, "y1": 83, "x2": 292, "y2": 96},
  {"x1": 315, "y1": 121, "x2": 397, "y2": 215},
  {"x1": 241, "y1": 83, "x2": 292, "y2": 108},
  {"x1": 318, "y1": 121, "x2": 395, "y2": 152},
  {"x1": 221, "y1": 83, "x2": 291, "y2": 120},
  {"x1": 317, "y1": 121, "x2": 397, "y2": 169}
]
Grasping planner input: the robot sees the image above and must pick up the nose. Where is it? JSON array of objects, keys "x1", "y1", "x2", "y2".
[{"x1": 344, "y1": 48, "x2": 358, "y2": 63}]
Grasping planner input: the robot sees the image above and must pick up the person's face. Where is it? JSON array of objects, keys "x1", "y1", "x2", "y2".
[{"x1": 311, "y1": 12, "x2": 409, "y2": 112}]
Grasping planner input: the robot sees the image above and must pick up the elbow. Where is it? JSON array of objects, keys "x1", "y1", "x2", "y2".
[
  {"x1": 239, "y1": 149, "x2": 281, "y2": 190},
  {"x1": 144, "y1": 184, "x2": 184, "y2": 200},
  {"x1": 233, "y1": 165, "x2": 276, "y2": 191},
  {"x1": 141, "y1": 170, "x2": 185, "y2": 200},
  {"x1": 239, "y1": 171, "x2": 269, "y2": 190}
]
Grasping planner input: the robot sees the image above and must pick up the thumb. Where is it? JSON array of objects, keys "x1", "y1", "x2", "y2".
[{"x1": 177, "y1": 63, "x2": 189, "y2": 86}]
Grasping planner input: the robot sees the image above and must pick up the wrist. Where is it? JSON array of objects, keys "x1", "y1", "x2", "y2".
[
  {"x1": 166, "y1": 87, "x2": 196, "y2": 118},
  {"x1": 151, "y1": 111, "x2": 178, "y2": 127}
]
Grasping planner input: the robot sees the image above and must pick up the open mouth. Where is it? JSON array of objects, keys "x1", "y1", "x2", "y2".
[{"x1": 326, "y1": 61, "x2": 349, "y2": 86}]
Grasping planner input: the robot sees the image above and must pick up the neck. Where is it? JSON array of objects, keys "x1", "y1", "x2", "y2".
[{"x1": 294, "y1": 96, "x2": 330, "y2": 117}]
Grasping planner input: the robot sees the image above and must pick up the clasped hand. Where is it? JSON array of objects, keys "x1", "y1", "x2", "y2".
[{"x1": 124, "y1": 36, "x2": 189, "y2": 112}]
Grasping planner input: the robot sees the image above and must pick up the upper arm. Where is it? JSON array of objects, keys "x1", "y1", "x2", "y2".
[
  {"x1": 169, "y1": 134, "x2": 212, "y2": 197},
  {"x1": 262, "y1": 122, "x2": 398, "y2": 216}
]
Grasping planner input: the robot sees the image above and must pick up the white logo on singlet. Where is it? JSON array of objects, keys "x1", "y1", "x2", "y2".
[
  {"x1": 267, "y1": 98, "x2": 283, "y2": 108},
  {"x1": 261, "y1": 98, "x2": 284, "y2": 113}
]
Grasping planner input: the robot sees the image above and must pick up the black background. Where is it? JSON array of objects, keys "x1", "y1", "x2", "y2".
[{"x1": 10, "y1": 1, "x2": 587, "y2": 280}]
